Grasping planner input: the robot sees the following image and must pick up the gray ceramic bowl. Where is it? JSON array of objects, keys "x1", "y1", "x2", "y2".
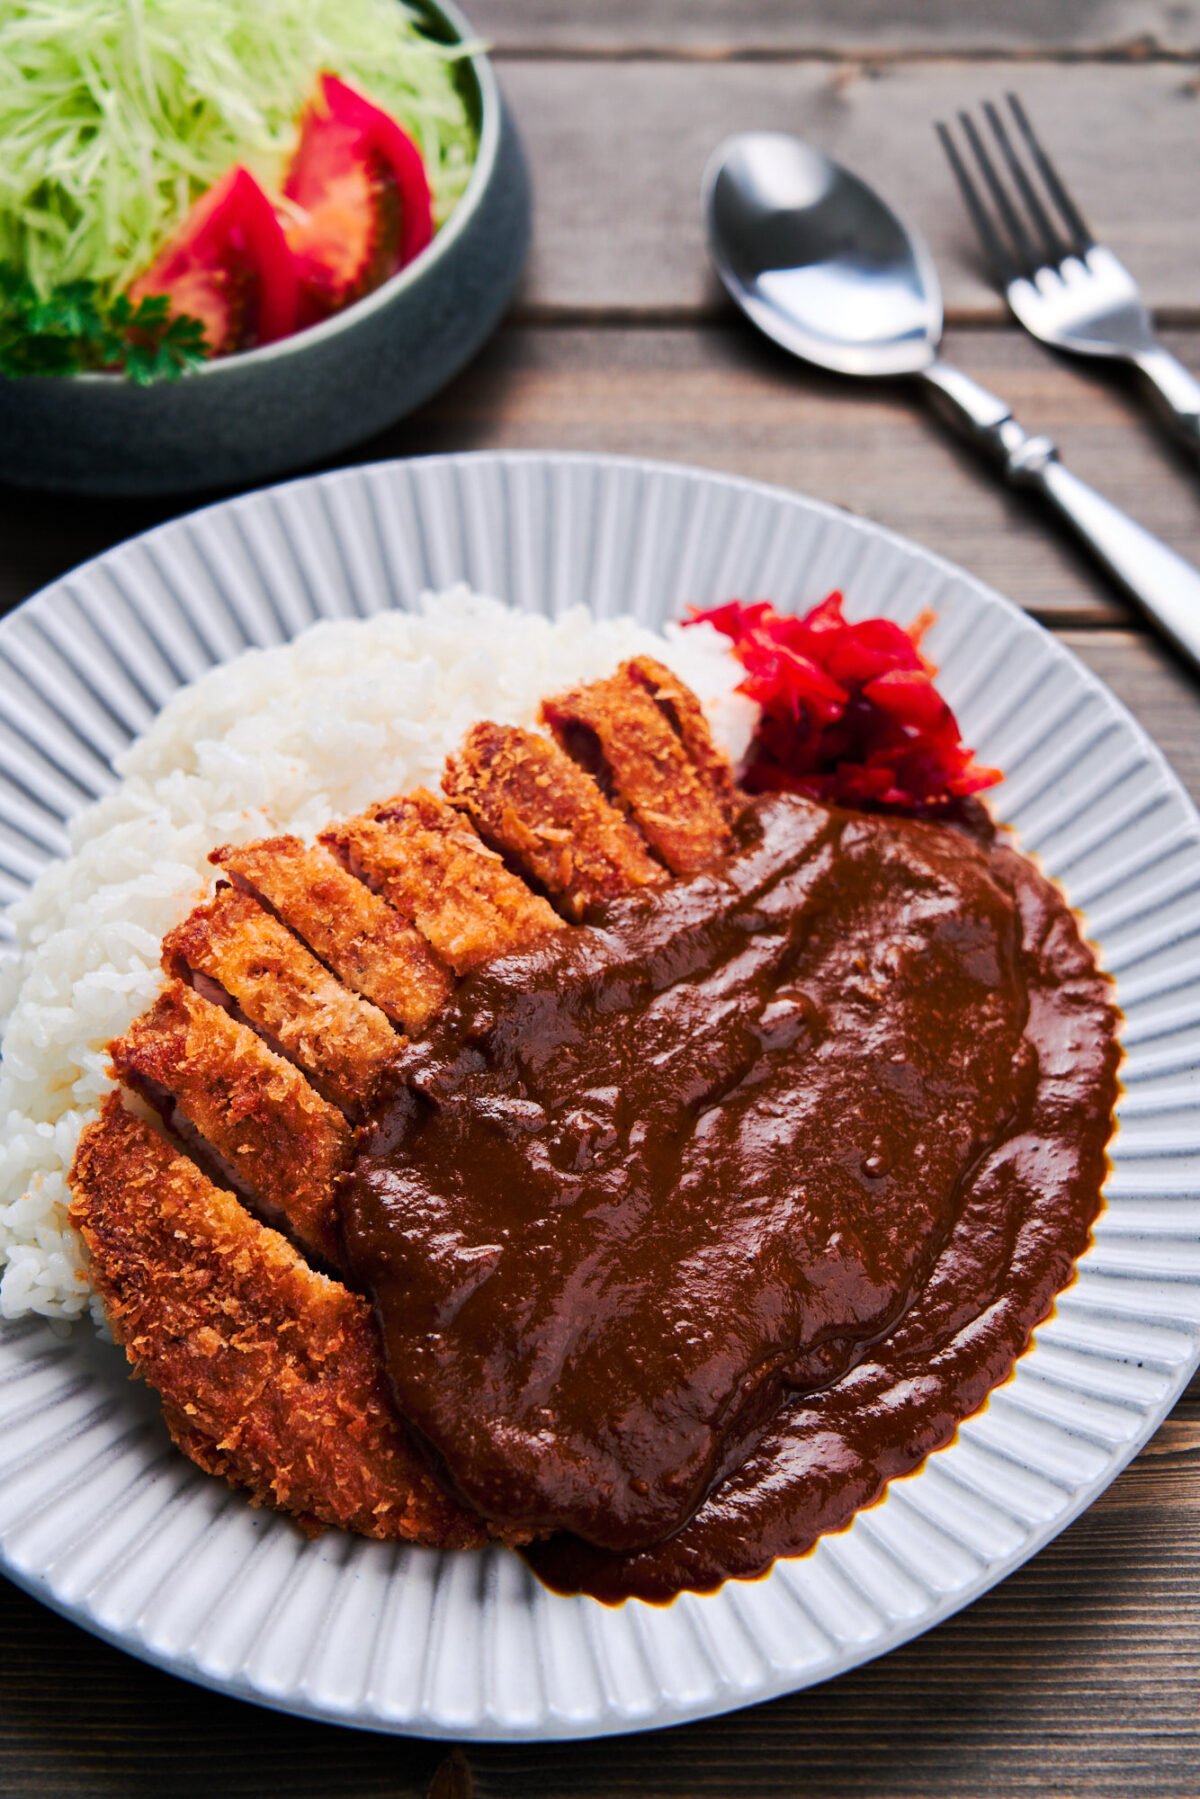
[{"x1": 0, "y1": 0, "x2": 529, "y2": 497}]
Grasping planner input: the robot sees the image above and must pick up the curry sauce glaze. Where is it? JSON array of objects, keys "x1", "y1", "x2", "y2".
[{"x1": 341, "y1": 793, "x2": 1120, "y2": 1602}]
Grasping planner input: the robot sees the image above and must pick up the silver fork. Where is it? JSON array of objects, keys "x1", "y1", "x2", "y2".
[{"x1": 937, "y1": 95, "x2": 1200, "y2": 459}]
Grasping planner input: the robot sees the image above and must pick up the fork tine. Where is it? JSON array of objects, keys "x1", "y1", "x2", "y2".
[
  {"x1": 983, "y1": 99, "x2": 1068, "y2": 269},
  {"x1": 934, "y1": 121, "x2": 1019, "y2": 287},
  {"x1": 1006, "y1": 93, "x2": 1094, "y2": 255},
  {"x1": 957, "y1": 109, "x2": 1039, "y2": 278}
]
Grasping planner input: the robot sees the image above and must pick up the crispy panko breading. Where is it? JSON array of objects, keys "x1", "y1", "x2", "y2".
[
  {"x1": 70, "y1": 1097, "x2": 485, "y2": 1547},
  {"x1": 322, "y1": 788, "x2": 564, "y2": 975},
  {"x1": 442, "y1": 722, "x2": 666, "y2": 921},
  {"x1": 625, "y1": 656, "x2": 740, "y2": 822},
  {"x1": 163, "y1": 884, "x2": 398, "y2": 1116},
  {"x1": 73, "y1": 658, "x2": 742, "y2": 1545},
  {"x1": 211, "y1": 836, "x2": 451, "y2": 1032},
  {"x1": 541, "y1": 664, "x2": 734, "y2": 876},
  {"x1": 109, "y1": 979, "x2": 347, "y2": 1269}
]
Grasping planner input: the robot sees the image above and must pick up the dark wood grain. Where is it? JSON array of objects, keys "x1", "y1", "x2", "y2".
[
  {"x1": 6, "y1": 326, "x2": 1198, "y2": 629},
  {"x1": 3, "y1": 4, "x2": 1200, "y2": 1792},
  {"x1": 357, "y1": 322, "x2": 1200, "y2": 628},
  {"x1": 0, "y1": 1584, "x2": 443, "y2": 1799},
  {"x1": 1, "y1": 629, "x2": 1196, "y2": 1799},
  {"x1": 470, "y1": 0, "x2": 1200, "y2": 58},
  {"x1": 3, "y1": 1368, "x2": 1198, "y2": 1798},
  {"x1": 499, "y1": 61, "x2": 1200, "y2": 321}
]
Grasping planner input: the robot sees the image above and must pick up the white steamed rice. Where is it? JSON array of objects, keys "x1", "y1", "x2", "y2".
[{"x1": 0, "y1": 588, "x2": 755, "y2": 1326}]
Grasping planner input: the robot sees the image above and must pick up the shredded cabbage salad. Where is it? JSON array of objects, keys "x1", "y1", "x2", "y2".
[{"x1": 0, "y1": 0, "x2": 479, "y2": 301}]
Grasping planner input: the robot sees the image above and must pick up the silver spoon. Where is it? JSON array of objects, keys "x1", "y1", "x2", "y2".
[{"x1": 704, "y1": 131, "x2": 1200, "y2": 676}]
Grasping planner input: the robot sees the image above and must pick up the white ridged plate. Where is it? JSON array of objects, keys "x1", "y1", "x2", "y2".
[{"x1": 1, "y1": 452, "x2": 1199, "y2": 1741}]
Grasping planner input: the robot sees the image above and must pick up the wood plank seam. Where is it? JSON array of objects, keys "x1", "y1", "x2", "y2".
[
  {"x1": 508, "y1": 306, "x2": 1200, "y2": 330},
  {"x1": 488, "y1": 45, "x2": 1200, "y2": 65}
]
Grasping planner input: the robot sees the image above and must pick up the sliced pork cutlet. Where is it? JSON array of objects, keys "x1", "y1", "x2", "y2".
[
  {"x1": 442, "y1": 722, "x2": 666, "y2": 921},
  {"x1": 624, "y1": 655, "x2": 741, "y2": 823},
  {"x1": 541, "y1": 660, "x2": 735, "y2": 876},
  {"x1": 162, "y1": 884, "x2": 398, "y2": 1116},
  {"x1": 211, "y1": 836, "x2": 451, "y2": 1033},
  {"x1": 109, "y1": 979, "x2": 347, "y2": 1269},
  {"x1": 69, "y1": 1096, "x2": 486, "y2": 1548},
  {"x1": 322, "y1": 787, "x2": 564, "y2": 975}
]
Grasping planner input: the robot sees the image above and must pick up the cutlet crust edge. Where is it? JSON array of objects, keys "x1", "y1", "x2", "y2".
[
  {"x1": 443, "y1": 721, "x2": 666, "y2": 920},
  {"x1": 211, "y1": 836, "x2": 452, "y2": 1033},
  {"x1": 540, "y1": 665, "x2": 735, "y2": 877},
  {"x1": 69, "y1": 1096, "x2": 486, "y2": 1549},
  {"x1": 70, "y1": 657, "x2": 735, "y2": 1546}
]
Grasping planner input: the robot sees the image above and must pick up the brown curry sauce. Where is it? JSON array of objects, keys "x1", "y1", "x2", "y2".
[{"x1": 340, "y1": 793, "x2": 1120, "y2": 1602}]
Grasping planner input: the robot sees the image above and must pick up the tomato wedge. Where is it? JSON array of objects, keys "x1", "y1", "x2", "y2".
[
  {"x1": 282, "y1": 72, "x2": 434, "y2": 325},
  {"x1": 130, "y1": 166, "x2": 298, "y2": 355}
]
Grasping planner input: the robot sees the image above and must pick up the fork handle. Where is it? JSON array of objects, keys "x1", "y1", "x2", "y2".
[
  {"x1": 1133, "y1": 346, "x2": 1200, "y2": 457},
  {"x1": 920, "y1": 360, "x2": 1200, "y2": 676}
]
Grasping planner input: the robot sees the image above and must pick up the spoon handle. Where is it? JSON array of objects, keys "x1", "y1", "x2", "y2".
[{"x1": 919, "y1": 361, "x2": 1200, "y2": 678}]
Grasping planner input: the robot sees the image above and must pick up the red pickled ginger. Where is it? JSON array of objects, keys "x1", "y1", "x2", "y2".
[{"x1": 689, "y1": 594, "x2": 1000, "y2": 810}]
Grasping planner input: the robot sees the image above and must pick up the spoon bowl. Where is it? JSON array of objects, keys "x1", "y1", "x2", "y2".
[
  {"x1": 704, "y1": 132, "x2": 942, "y2": 377},
  {"x1": 702, "y1": 126, "x2": 1200, "y2": 679}
]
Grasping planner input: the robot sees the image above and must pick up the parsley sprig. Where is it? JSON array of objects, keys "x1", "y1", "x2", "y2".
[{"x1": 0, "y1": 266, "x2": 209, "y2": 384}]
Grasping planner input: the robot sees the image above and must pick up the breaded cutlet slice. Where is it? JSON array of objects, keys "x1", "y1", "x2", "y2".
[
  {"x1": 109, "y1": 979, "x2": 347, "y2": 1269},
  {"x1": 211, "y1": 836, "x2": 451, "y2": 1033},
  {"x1": 625, "y1": 655, "x2": 740, "y2": 823},
  {"x1": 442, "y1": 722, "x2": 666, "y2": 921},
  {"x1": 541, "y1": 662, "x2": 734, "y2": 877},
  {"x1": 70, "y1": 1096, "x2": 486, "y2": 1548},
  {"x1": 163, "y1": 885, "x2": 398, "y2": 1116},
  {"x1": 322, "y1": 788, "x2": 564, "y2": 976}
]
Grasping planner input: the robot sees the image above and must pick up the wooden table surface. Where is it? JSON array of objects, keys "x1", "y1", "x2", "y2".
[{"x1": 2, "y1": 5, "x2": 1199, "y2": 1795}]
